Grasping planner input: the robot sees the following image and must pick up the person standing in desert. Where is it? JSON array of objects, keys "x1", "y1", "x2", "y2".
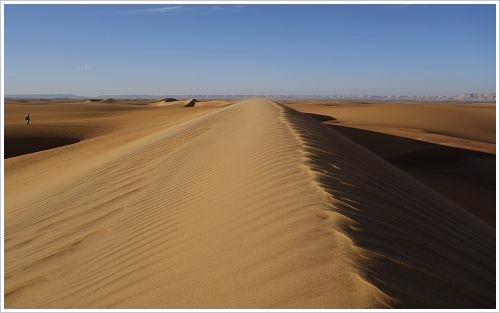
[{"x1": 25, "y1": 113, "x2": 30, "y2": 125}]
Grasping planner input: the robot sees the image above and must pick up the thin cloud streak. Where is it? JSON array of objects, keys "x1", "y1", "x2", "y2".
[
  {"x1": 209, "y1": 5, "x2": 257, "y2": 13},
  {"x1": 118, "y1": 5, "x2": 256, "y2": 15},
  {"x1": 123, "y1": 5, "x2": 184, "y2": 14}
]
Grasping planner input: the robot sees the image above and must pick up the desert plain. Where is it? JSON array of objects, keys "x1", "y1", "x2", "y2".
[{"x1": 2, "y1": 98, "x2": 497, "y2": 308}]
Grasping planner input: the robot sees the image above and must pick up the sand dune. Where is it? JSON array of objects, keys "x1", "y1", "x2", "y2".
[
  {"x1": 284, "y1": 100, "x2": 496, "y2": 153},
  {"x1": 150, "y1": 99, "x2": 232, "y2": 108},
  {"x1": 151, "y1": 99, "x2": 185, "y2": 107},
  {"x1": 4, "y1": 99, "x2": 496, "y2": 308},
  {"x1": 184, "y1": 98, "x2": 198, "y2": 107},
  {"x1": 283, "y1": 100, "x2": 496, "y2": 226}
]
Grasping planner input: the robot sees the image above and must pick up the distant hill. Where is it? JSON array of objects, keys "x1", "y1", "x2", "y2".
[
  {"x1": 4, "y1": 93, "x2": 495, "y2": 102},
  {"x1": 97, "y1": 95, "x2": 164, "y2": 99},
  {"x1": 5, "y1": 94, "x2": 88, "y2": 100}
]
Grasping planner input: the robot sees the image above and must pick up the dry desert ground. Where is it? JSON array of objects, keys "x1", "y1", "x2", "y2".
[{"x1": 3, "y1": 98, "x2": 497, "y2": 308}]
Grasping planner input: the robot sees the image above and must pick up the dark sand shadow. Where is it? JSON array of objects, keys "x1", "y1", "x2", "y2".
[
  {"x1": 304, "y1": 112, "x2": 337, "y2": 123},
  {"x1": 327, "y1": 125, "x2": 496, "y2": 226},
  {"x1": 4, "y1": 136, "x2": 80, "y2": 159}
]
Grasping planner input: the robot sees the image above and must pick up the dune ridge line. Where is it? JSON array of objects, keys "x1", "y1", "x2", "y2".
[{"x1": 279, "y1": 102, "x2": 495, "y2": 308}]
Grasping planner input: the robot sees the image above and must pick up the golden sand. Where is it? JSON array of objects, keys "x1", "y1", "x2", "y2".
[{"x1": 4, "y1": 99, "x2": 496, "y2": 308}]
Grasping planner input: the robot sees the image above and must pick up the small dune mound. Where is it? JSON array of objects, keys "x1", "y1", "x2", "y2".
[
  {"x1": 160, "y1": 97, "x2": 177, "y2": 102},
  {"x1": 88, "y1": 99, "x2": 103, "y2": 102},
  {"x1": 150, "y1": 98, "x2": 182, "y2": 106},
  {"x1": 184, "y1": 98, "x2": 198, "y2": 107}
]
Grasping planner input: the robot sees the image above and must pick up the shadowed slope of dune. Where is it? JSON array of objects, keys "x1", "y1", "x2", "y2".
[
  {"x1": 284, "y1": 100, "x2": 496, "y2": 233},
  {"x1": 323, "y1": 125, "x2": 496, "y2": 226},
  {"x1": 4, "y1": 100, "x2": 495, "y2": 308},
  {"x1": 284, "y1": 101, "x2": 496, "y2": 144},
  {"x1": 284, "y1": 101, "x2": 496, "y2": 154},
  {"x1": 282, "y1": 105, "x2": 495, "y2": 308}
]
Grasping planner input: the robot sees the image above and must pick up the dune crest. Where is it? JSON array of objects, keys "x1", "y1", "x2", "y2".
[
  {"x1": 281, "y1": 104, "x2": 495, "y2": 308},
  {"x1": 4, "y1": 99, "x2": 495, "y2": 308}
]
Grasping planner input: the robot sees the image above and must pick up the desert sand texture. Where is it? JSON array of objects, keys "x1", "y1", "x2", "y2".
[
  {"x1": 3, "y1": 99, "x2": 496, "y2": 308},
  {"x1": 283, "y1": 100, "x2": 497, "y2": 226}
]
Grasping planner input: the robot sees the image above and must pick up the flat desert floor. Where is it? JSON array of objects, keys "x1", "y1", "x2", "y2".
[{"x1": 3, "y1": 98, "x2": 496, "y2": 308}]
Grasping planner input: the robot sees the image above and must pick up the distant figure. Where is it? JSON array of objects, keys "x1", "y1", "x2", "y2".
[{"x1": 25, "y1": 113, "x2": 30, "y2": 125}]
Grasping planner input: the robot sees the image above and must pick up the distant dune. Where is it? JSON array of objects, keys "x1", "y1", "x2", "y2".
[
  {"x1": 160, "y1": 97, "x2": 178, "y2": 102},
  {"x1": 283, "y1": 100, "x2": 496, "y2": 147},
  {"x1": 184, "y1": 98, "x2": 198, "y2": 107},
  {"x1": 3, "y1": 99, "x2": 496, "y2": 308}
]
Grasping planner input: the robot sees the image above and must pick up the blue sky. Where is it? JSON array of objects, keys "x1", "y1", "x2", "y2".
[{"x1": 3, "y1": 3, "x2": 497, "y2": 96}]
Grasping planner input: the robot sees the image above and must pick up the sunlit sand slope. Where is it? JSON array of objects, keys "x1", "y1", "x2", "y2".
[{"x1": 4, "y1": 100, "x2": 495, "y2": 308}]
